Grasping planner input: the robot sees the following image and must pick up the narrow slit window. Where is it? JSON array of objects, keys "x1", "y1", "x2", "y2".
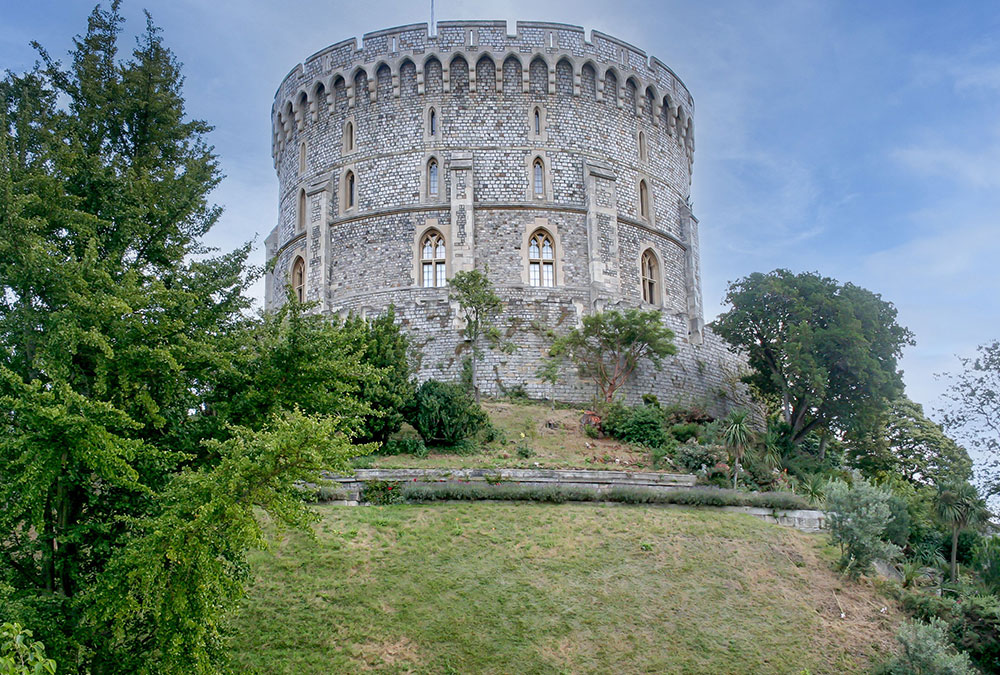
[
  {"x1": 533, "y1": 158, "x2": 544, "y2": 198},
  {"x1": 292, "y1": 257, "x2": 305, "y2": 302},
  {"x1": 346, "y1": 171, "x2": 356, "y2": 209},
  {"x1": 345, "y1": 121, "x2": 354, "y2": 151},
  {"x1": 429, "y1": 108, "x2": 437, "y2": 136},
  {"x1": 638, "y1": 131, "x2": 647, "y2": 162},
  {"x1": 428, "y1": 158, "x2": 439, "y2": 197},
  {"x1": 528, "y1": 230, "x2": 555, "y2": 288},
  {"x1": 299, "y1": 142, "x2": 307, "y2": 174},
  {"x1": 297, "y1": 189, "x2": 306, "y2": 231},
  {"x1": 534, "y1": 108, "x2": 540, "y2": 135},
  {"x1": 421, "y1": 230, "x2": 447, "y2": 287},
  {"x1": 641, "y1": 249, "x2": 659, "y2": 304},
  {"x1": 639, "y1": 180, "x2": 649, "y2": 219}
]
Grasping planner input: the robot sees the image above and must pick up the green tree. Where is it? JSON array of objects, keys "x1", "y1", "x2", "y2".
[
  {"x1": 0, "y1": 623, "x2": 56, "y2": 675},
  {"x1": 722, "y1": 409, "x2": 754, "y2": 488},
  {"x1": 449, "y1": 268, "x2": 512, "y2": 402},
  {"x1": 713, "y1": 270, "x2": 914, "y2": 448},
  {"x1": 0, "y1": 6, "x2": 371, "y2": 671},
  {"x1": 826, "y1": 477, "x2": 900, "y2": 577},
  {"x1": 935, "y1": 481, "x2": 988, "y2": 583},
  {"x1": 535, "y1": 355, "x2": 562, "y2": 408},
  {"x1": 940, "y1": 340, "x2": 1000, "y2": 497},
  {"x1": 849, "y1": 398, "x2": 972, "y2": 487},
  {"x1": 877, "y1": 618, "x2": 976, "y2": 675},
  {"x1": 551, "y1": 308, "x2": 676, "y2": 402}
]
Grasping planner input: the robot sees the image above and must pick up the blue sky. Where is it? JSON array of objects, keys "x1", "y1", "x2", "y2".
[{"x1": 3, "y1": 0, "x2": 998, "y2": 417}]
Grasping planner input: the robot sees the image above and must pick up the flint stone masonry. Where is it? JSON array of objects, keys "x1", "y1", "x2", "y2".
[{"x1": 265, "y1": 20, "x2": 746, "y2": 414}]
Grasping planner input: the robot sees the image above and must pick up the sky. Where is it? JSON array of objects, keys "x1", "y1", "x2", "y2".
[{"x1": 2, "y1": 0, "x2": 998, "y2": 418}]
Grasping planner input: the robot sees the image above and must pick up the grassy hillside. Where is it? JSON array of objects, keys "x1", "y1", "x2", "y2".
[{"x1": 229, "y1": 503, "x2": 900, "y2": 674}]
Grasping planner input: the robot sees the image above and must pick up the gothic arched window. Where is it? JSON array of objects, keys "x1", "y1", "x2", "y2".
[
  {"x1": 420, "y1": 230, "x2": 446, "y2": 287},
  {"x1": 528, "y1": 229, "x2": 555, "y2": 287},
  {"x1": 534, "y1": 107, "x2": 541, "y2": 135},
  {"x1": 428, "y1": 158, "x2": 439, "y2": 197},
  {"x1": 641, "y1": 249, "x2": 659, "y2": 304},
  {"x1": 292, "y1": 256, "x2": 305, "y2": 302},
  {"x1": 533, "y1": 158, "x2": 544, "y2": 198}
]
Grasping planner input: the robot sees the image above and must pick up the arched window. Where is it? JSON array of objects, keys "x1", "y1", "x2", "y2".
[
  {"x1": 428, "y1": 158, "x2": 439, "y2": 197},
  {"x1": 420, "y1": 230, "x2": 446, "y2": 287},
  {"x1": 534, "y1": 107, "x2": 540, "y2": 135},
  {"x1": 299, "y1": 141, "x2": 307, "y2": 174},
  {"x1": 639, "y1": 180, "x2": 649, "y2": 219},
  {"x1": 292, "y1": 257, "x2": 305, "y2": 302},
  {"x1": 638, "y1": 131, "x2": 647, "y2": 162},
  {"x1": 641, "y1": 249, "x2": 659, "y2": 304},
  {"x1": 429, "y1": 107, "x2": 437, "y2": 136},
  {"x1": 528, "y1": 229, "x2": 555, "y2": 287},
  {"x1": 344, "y1": 120, "x2": 354, "y2": 151},
  {"x1": 297, "y1": 189, "x2": 306, "y2": 231},
  {"x1": 345, "y1": 171, "x2": 356, "y2": 209},
  {"x1": 533, "y1": 158, "x2": 544, "y2": 198}
]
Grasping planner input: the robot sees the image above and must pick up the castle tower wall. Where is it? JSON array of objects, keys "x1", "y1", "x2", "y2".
[{"x1": 265, "y1": 21, "x2": 744, "y2": 412}]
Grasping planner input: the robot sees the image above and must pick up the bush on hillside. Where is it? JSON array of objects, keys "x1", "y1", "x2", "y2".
[
  {"x1": 601, "y1": 403, "x2": 668, "y2": 447},
  {"x1": 669, "y1": 422, "x2": 701, "y2": 443},
  {"x1": 875, "y1": 618, "x2": 975, "y2": 675},
  {"x1": 826, "y1": 477, "x2": 900, "y2": 578},
  {"x1": 675, "y1": 441, "x2": 727, "y2": 474},
  {"x1": 408, "y1": 380, "x2": 488, "y2": 446}
]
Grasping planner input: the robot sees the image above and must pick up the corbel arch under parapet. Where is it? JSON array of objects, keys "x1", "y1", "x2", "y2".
[
  {"x1": 398, "y1": 57, "x2": 417, "y2": 97},
  {"x1": 580, "y1": 60, "x2": 598, "y2": 100},
  {"x1": 449, "y1": 53, "x2": 470, "y2": 94},
  {"x1": 555, "y1": 56, "x2": 574, "y2": 96},
  {"x1": 624, "y1": 76, "x2": 640, "y2": 116},
  {"x1": 644, "y1": 84, "x2": 659, "y2": 124},
  {"x1": 475, "y1": 53, "x2": 498, "y2": 94},
  {"x1": 528, "y1": 54, "x2": 548, "y2": 95},
  {"x1": 422, "y1": 54, "x2": 443, "y2": 95},
  {"x1": 501, "y1": 52, "x2": 525, "y2": 95},
  {"x1": 373, "y1": 61, "x2": 392, "y2": 102},
  {"x1": 604, "y1": 67, "x2": 621, "y2": 107}
]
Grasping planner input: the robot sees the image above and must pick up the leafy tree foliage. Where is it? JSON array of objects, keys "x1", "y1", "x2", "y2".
[
  {"x1": 713, "y1": 270, "x2": 914, "y2": 446},
  {"x1": 408, "y1": 380, "x2": 488, "y2": 446},
  {"x1": 449, "y1": 269, "x2": 512, "y2": 402},
  {"x1": 0, "y1": 6, "x2": 383, "y2": 672},
  {"x1": 876, "y1": 618, "x2": 976, "y2": 675},
  {"x1": 0, "y1": 623, "x2": 56, "y2": 675},
  {"x1": 936, "y1": 481, "x2": 988, "y2": 583},
  {"x1": 826, "y1": 477, "x2": 901, "y2": 577},
  {"x1": 940, "y1": 340, "x2": 1000, "y2": 497},
  {"x1": 551, "y1": 308, "x2": 676, "y2": 402},
  {"x1": 849, "y1": 398, "x2": 973, "y2": 487}
]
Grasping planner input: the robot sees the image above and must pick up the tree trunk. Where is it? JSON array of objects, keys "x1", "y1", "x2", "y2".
[
  {"x1": 951, "y1": 527, "x2": 959, "y2": 583},
  {"x1": 818, "y1": 431, "x2": 829, "y2": 461},
  {"x1": 471, "y1": 339, "x2": 480, "y2": 403}
]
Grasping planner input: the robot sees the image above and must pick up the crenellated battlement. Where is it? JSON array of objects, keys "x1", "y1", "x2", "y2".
[{"x1": 271, "y1": 21, "x2": 694, "y2": 160}]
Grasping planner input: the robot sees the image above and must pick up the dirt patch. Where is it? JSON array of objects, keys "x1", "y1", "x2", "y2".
[{"x1": 352, "y1": 636, "x2": 421, "y2": 671}]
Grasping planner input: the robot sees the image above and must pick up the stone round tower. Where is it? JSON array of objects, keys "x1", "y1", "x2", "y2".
[{"x1": 265, "y1": 21, "x2": 741, "y2": 408}]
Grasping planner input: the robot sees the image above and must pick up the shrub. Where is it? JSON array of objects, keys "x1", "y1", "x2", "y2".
[
  {"x1": 400, "y1": 481, "x2": 809, "y2": 510},
  {"x1": 362, "y1": 480, "x2": 406, "y2": 505},
  {"x1": 583, "y1": 423, "x2": 600, "y2": 439},
  {"x1": 876, "y1": 618, "x2": 975, "y2": 675},
  {"x1": 516, "y1": 444, "x2": 535, "y2": 459},
  {"x1": 675, "y1": 441, "x2": 727, "y2": 474},
  {"x1": 380, "y1": 438, "x2": 428, "y2": 457},
  {"x1": 650, "y1": 438, "x2": 677, "y2": 470},
  {"x1": 601, "y1": 404, "x2": 668, "y2": 447},
  {"x1": 408, "y1": 380, "x2": 488, "y2": 445},
  {"x1": 950, "y1": 593, "x2": 1000, "y2": 673},
  {"x1": 826, "y1": 477, "x2": 900, "y2": 578},
  {"x1": 348, "y1": 308, "x2": 416, "y2": 445},
  {"x1": 975, "y1": 538, "x2": 1000, "y2": 595},
  {"x1": 669, "y1": 422, "x2": 701, "y2": 443},
  {"x1": 885, "y1": 495, "x2": 912, "y2": 549}
]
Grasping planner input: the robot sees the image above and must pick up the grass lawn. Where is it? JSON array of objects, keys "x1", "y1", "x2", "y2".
[
  {"x1": 367, "y1": 401, "x2": 654, "y2": 471},
  {"x1": 229, "y1": 502, "x2": 900, "y2": 674}
]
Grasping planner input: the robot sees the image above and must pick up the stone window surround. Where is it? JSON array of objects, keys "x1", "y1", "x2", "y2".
[
  {"x1": 342, "y1": 116, "x2": 357, "y2": 154},
  {"x1": 419, "y1": 152, "x2": 447, "y2": 203},
  {"x1": 526, "y1": 151, "x2": 553, "y2": 201},
  {"x1": 638, "y1": 244, "x2": 665, "y2": 307},
  {"x1": 340, "y1": 164, "x2": 358, "y2": 215},
  {"x1": 636, "y1": 175, "x2": 654, "y2": 225},
  {"x1": 413, "y1": 218, "x2": 451, "y2": 287},
  {"x1": 423, "y1": 104, "x2": 441, "y2": 143},
  {"x1": 296, "y1": 187, "x2": 307, "y2": 232},
  {"x1": 519, "y1": 217, "x2": 564, "y2": 287},
  {"x1": 528, "y1": 103, "x2": 548, "y2": 143}
]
